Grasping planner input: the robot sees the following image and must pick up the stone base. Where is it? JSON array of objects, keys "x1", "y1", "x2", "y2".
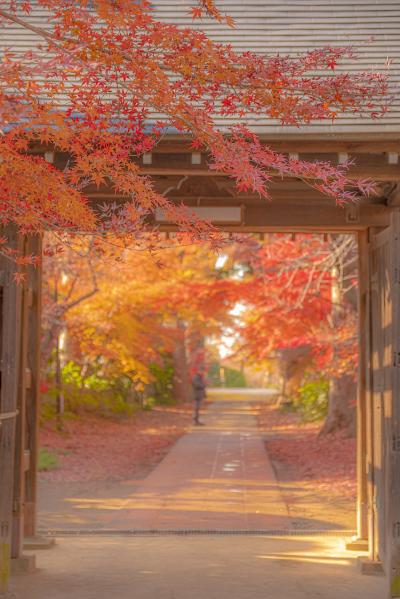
[
  {"x1": 345, "y1": 537, "x2": 369, "y2": 552},
  {"x1": 357, "y1": 557, "x2": 384, "y2": 576},
  {"x1": 23, "y1": 536, "x2": 56, "y2": 551},
  {"x1": 10, "y1": 554, "x2": 36, "y2": 575}
]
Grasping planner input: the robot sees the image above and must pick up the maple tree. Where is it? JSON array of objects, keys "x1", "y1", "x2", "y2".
[
  {"x1": 0, "y1": 0, "x2": 389, "y2": 257},
  {"x1": 42, "y1": 231, "x2": 358, "y2": 434},
  {"x1": 226, "y1": 233, "x2": 358, "y2": 433},
  {"x1": 41, "y1": 237, "x2": 239, "y2": 413}
]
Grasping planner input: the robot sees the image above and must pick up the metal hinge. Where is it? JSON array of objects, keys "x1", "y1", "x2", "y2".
[
  {"x1": 393, "y1": 436, "x2": 400, "y2": 452},
  {"x1": 345, "y1": 204, "x2": 360, "y2": 224},
  {"x1": 393, "y1": 522, "x2": 400, "y2": 538},
  {"x1": 0, "y1": 520, "x2": 9, "y2": 537},
  {"x1": 394, "y1": 352, "x2": 400, "y2": 367}
]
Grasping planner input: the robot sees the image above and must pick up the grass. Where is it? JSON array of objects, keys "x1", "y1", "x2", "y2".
[{"x1": 38, "y1": 448, "x2": 59, "y2": 471}]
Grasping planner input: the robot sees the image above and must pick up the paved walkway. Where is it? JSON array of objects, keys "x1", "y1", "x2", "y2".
[
  {"x1": 11, "y1": 535, "x2": 386, "y2": 599},
  {"x1": 10, "y1": 394, "x2": 387, "y2": 598},
  {"x1": 108, "y1": 395, "x2": 288, "y2": 530}
]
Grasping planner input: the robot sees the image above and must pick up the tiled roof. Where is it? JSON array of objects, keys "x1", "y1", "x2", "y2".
[{"x1": 2, "y1": 0, "x2": 399, "y2": 137}]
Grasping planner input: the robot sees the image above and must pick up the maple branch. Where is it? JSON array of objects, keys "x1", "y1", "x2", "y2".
[{"x1": 0, "y1": 9, "x2": 56, "y2": 44}]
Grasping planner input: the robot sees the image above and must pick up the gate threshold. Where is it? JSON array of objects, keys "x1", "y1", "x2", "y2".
[{"x1": 39, "y1": 528, "x2": 357, "y2": 537}]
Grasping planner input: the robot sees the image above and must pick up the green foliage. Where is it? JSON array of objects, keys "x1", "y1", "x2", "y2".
[
  {"x1": 295, "y1": 378, "x2": 329, "y2": 422},
  {"x1": 41, "y1": 356, "x2": 177, "y2": 421},
  {"x1": 148, "y1": 356, "x2": 175, "y2": 405},
  {"x1": 62, "y1": 362, "x2": 136, "y2": 417},
  {"x1": 208, "y1": 362, "x2": 223, "y2": 386},
  {"x1": 224, "y1": 366, "x2": 247, "y2": 388},
  {"x1": 41, "y1": 360, "x2": 137, "y2": 419},
  {"x1": 207, "y1": 362, "x2": 247, "y2": 388},
  {"x1": 40, "y1": 401, "x2": 57, "y2": 423},
  {"x1": 38, "y1": 448, "x2": 59, "y2": 471}
]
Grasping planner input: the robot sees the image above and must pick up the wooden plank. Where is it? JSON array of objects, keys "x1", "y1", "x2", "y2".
[
  {"x1": 387, "y1": 184, "x2": 400, "y2": 207},
  {"x1": 366, "y1": 227, "x2": 377, "y2": 561},
  {"x1": 370, "y1": 226, "x2": 391, "y2": 565},
  {"x1": 138, "y1": 140, "x2": 400, "y2": 154},
  {"x1": 138, "y1": 165, "x2": 400, "y2": 180},
  {"x1": 155, "y1": 203, "x2": 392, "y2": 231},
  {"x1": 387, "y1": 211, "x2": 400, "y2": 597},
  {"x1": 24, "y1": 235, "x2": 42, "y2": 538},
  {"x1": 28, "y1": 139, "x2": 400, "y2": 156},
  {"x1": 11, "y1": 235, "x2": 29, "y2": 559},
  {"x1": 0, "y1": 225, "x2": 23, "y2": 594},
  {"x1": 356, "y1": 231, "x2": 369, "y2": 542}
]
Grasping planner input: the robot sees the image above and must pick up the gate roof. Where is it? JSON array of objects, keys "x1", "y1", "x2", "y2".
[{"x1": 3, "y1": 0, "x2": 400, "y2": 138}]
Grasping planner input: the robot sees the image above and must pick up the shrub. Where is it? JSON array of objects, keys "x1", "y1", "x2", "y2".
[
  {"x1": 206, "y1": 363, "x2": 247, "y2": 388},
  {"x1": 41, "y1": 354, "x2": 177, "y2": 420},
  {"x1": 295, "y1": 378, "x2": 329, "y2": 422},
  {"x1": 38, "y1": 448, "x2": 59, "y2": 471},
  {"x1": 148, "y1": 356, "x2": 175, "y2": 405}
]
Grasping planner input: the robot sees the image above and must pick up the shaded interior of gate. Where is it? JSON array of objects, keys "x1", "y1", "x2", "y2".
[{"x1": 1, "y1": 138, "x2": 400, "y2": 594}]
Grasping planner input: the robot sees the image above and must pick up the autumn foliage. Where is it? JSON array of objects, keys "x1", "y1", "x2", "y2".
[
  {"x1": 231, "y1": 234, "x2": 358, "y2": 375},
  {"x1": 41, "y1": 232, "x2": 357, "y2": 433},
  {"x1": 0, "y1": 0, "x2": 388, "y2": 256},
  {"x1": 41, "y1": 237, "x2": 239, "y2": 413}
]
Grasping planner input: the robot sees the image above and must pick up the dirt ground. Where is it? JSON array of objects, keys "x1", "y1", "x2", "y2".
[
  {"x1": 257, "y1": 402, "x2": 356, "y2": 531},
  {"x1": 38, "y1": 404, "x2": 192, "y2": 530},
  {"x1": 39, "y1": 404, "x2": 192, "y2": 483}
]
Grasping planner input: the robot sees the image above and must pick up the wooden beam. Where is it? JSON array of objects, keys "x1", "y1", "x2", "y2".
[
  {"x1": 11, "y1": 237, "x2": 29, "y2": 560},
  {"x1": 212, "y1": 203, "x2": 390, "y2": 230},
  {"x1": 387, "y1": 212, "x2": 400, "y2": 597},
  {"x1": 88, "y1": 192, "x2": 339, "y2": 204},
  {"x1": 387, "y1": 184, "x2": 400, "y2": 207},
  {"x1": 365, "y1": 227, "x2": 376, "y2": 562},
  {"x1": 139, "y1": 165, "x2": 400, "y2": 181},
  {"x1": 24, "y1": 235, "x2": 42, "y2": 539},
  {"x1": 29, "y1": 138, "x2": 400, "y2": 155},
  {"x1": 151, "y1": 203, "x2": 392, "y2": 231},
  {"x1": 0, "y1": 226, "x2": 23, "y2": 594},
  {"x1": 356, "y1": 231, "x2": 369, "y2": 543}
]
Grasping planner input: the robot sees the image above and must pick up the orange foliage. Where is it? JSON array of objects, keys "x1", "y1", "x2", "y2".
[{"x1": 43, "y1": 238, "x2": 238, "y2": 388}]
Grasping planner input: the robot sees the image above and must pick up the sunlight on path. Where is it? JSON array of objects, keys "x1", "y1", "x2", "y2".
[
  {"x1": 16, "y1": 393, "x2": 385, "y2": 599},
  {"x1": 108, "y1": 393, "x2": 289, "y2": 529},
  {"x1": 11, "y1": 536, "x2": 385, "y2": 599},
  {"x1": 51, "y1": 393, "x2": 290, "y2": 531}
]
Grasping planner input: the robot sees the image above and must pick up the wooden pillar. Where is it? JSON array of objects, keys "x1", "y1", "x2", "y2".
[
  {"x1": 11, "y1": 235, "x2": 29, "y2": 560},
  {"x1": 387, "y1": 211, "x2": 400, "y2": 597},
  {"x1": 0, "y1": 225, "x2": 23, "y2": 593},
  {"x1": 24, "y1": 235, "x2": 43, "y2": 539},
  {"x1": 368, "y1": 225, "x2": 386, "y2": 563},
  {"x1": 356, "y1": 231, "x2": 369, "y2": 542}
]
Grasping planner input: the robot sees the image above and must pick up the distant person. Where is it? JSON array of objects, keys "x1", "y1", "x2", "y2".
[{"x1": 191, "y1": 370, "x2": 206, "y2": 425}]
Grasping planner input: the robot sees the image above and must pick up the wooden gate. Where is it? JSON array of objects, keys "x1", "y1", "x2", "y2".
[
  {"x1": 369, "y1": 213, "x2": 400, "y2": 597},
  {"x1": 0, "y1": 228, "x2": 41, "y2": 593}
]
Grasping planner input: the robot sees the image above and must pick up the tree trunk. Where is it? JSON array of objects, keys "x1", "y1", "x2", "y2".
[
  {"x1": 320, "y1": 373, "x2": 356, "y2": 436},
  {"x1": 278, "y1": 345, "x2": 312, "y2": 406},
  {"x1": 320, "y1": 258, "x2": 357, "y2": 437},
  {"x1": 172, "y1": 320, "x2": 189, "y2": 403}
]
